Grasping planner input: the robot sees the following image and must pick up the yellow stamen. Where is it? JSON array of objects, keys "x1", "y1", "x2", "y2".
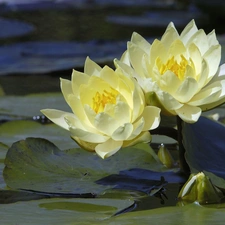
[
  {"x1": 92, "y1": 88, "x2": 118, "y2": 113},
  {"x1": 157, "y1": 55, "x2": 189, "y2": 80}
]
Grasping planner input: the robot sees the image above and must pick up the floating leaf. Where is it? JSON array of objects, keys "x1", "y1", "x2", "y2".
[
  {"x1": 0, "y1": 93, "x2": 69, "y2": 119},
  {"x1": 4, "y1": 138, "x2": 169, "y2": 194},
  {"x1": 0, "y1": 197, "x2": 133, "y2": 225},
  {"x1": 0, "y1": 120, "x2": 78, "y2": 150},
  {"x1": 183, "y1": 116, "x2": 225, "y2": 188},
  {"x1": 111, "y1": 203, "x2": 225, "y2": 225}
]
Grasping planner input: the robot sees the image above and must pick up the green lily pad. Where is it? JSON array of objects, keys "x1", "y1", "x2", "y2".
[
  {"x1": 0, "y1": 92, "x2": 70, "y2": 119},
  {"x1": 3, "y1": 138, "x2": 166, "y2": 194},
  {"x1": 112, "y1": 203, "x2": 225, "y2": 225},
  {"x1": 0, "y1": 197, "x2": 133, "y2": 225},
  {"x1": 0, "y1": 120, "x2": 78, "y2": 151}
]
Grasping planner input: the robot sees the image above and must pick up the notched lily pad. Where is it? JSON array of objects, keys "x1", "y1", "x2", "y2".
[{"x1": 4, "y1": 138, "x2": 167, "y2": 195}]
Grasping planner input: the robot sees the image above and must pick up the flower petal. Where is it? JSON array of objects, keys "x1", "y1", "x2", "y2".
[
  {"x1": 161, "y1": 22, "x2": 179, "y2": 48},
  {"x1": 157, "y1": 90, "x2": 183, "y2": 111},
  {"x1": 71, "y1": 69, "x2": 90, "y2": 95},
  {"x1": 41, "y1": 109, "x2": 72, "y2": 130},
  {"x1": 188, "y1": 43, "x2": 202, "y2": 76},
  {"x1": 95, "y1": 139, "x2": 123, "y2": 158},
  {"x1": 207, "y1": 30, "x2": 219, "y2": 47},
  {"x1": 189, "y1": 82, "x2": 222, "y2": 106},
  {"x1": 150, "y1": 39, "x2": 167, "y2": 64},
  {"x1": 180, "y1": 20, "x2": 198, "y2": 45},
  {"x1": 203, "y1": 45, "x2": 221, "y2": 81},
  {"x1": 186, "y1": 29, "x2": 209, "y2": 55},
  {"x1": 94, "y1": 112, "x2": 119, "y2": 136},
  {"x1": 114, "y1": 100, "x2": 131, "y2": 125},
  {"x1": 123, "y1": 131, "x2": 151, "y2": 147},
  {"x1": 174, "y1": 77, "x2": 199, "y2": 103},
  {"x1": 69, "y1": 127, "x2": 109, "y2": 143},
  {"x1": 175, "y1": 104, "x2": 201, "y2": 123},
  {"x1": 60, "y1": 78, "x2": 73, "y2": 104},
  {"x1": 127, "y1": 41, "x2": 147, "y2": 77},
  {"x1": 142, "y1": 106, "x2": 161, "y2": 130},
  {"x1": 84, "y1": 56, "x2": 102, "y2": 75},
  {"x1": 131, "y1": 32, "x2": 151, "y2": 54},
  {"x1": 112, "y1": 123, "x2": 133, "y2": 141},
  {"x1": 128, "y1": 117, "x2": 145, "y2": 139}
]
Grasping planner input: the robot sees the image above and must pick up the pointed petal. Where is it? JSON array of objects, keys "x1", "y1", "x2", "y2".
[
  {"x1": 150, "y1": 39, "x2": 167, "y2": 64},
  {"x1": 161, "y1": 22, "x2": 179, "y2": 48},
  {"x1": 180, "y1": 20, "x2": 198, "y2": 44},
  {"x1": 131, "y1": 32, "x2": 151, "y2": 54},
  {"x1": 71, "y1": 69, "x2": 90, "y2": 95},
  {"x1": 41, "y1": 109, "x2": 72, "y2": 130},
  {"x1": 84, "y1": 56, "x2": 102, "y2": 75},
  {"x1": 186, "y1": 29, "x2": 209, "y2": 55},
  {"x1": 100, "y1": 66, "x2": 119, "y2": 89},
  {"x1": 207, "y1": 30, "x2": 219, "y2": 47},
  {"x1": 127, "y1": 41, "x2": 146, "y2": 77}
]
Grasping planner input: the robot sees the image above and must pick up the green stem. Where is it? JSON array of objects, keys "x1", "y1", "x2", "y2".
[{"x1": 177, "y1": 116, "x2": 190, "y2": 175}]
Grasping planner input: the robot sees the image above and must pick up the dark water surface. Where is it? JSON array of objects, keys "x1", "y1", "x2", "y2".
[{"x1": 0, "y1": 0, "x2": 224, "y2": 95}]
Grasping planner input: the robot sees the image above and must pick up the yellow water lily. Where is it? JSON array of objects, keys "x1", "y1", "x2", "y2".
[
  {"x1": 41, "y1": 57, "x2": 161, "y2": 158},
  {"x1": 117, "y1": 20, "x2": 225, "y2": 123}
]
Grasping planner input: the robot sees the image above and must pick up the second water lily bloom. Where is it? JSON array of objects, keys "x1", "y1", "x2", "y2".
[
  {"x1": 41, "y1": 57, "x2": 161, "y2": 158},
  {"x1": 118, "y1": 20, "x2": 225, "y2": 123}
]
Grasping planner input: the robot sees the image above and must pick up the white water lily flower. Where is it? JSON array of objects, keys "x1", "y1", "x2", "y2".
[
  {"x1": 41, "y1": 57, "x2": 161, "y2": 158},
  {"x1": 118, "y1": 20, "x2": 225, "y2": 123}
]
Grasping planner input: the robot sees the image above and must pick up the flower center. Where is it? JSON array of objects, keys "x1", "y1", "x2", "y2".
[
  {"x1": 157, "y1": 55, "x2": 188, "y2": 80},
  {"x1": 92, "y1": 88, "x2": 118, "y2": 113}
]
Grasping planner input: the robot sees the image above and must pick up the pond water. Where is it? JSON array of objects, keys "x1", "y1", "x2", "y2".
[{"x1": 1, "y1": 0, "x2": 225, "y2": 224}]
